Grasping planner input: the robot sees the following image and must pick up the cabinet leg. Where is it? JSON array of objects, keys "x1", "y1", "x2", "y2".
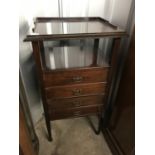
[
  {"x1": 45, "y1": 118, "x2": 52, "y2": 141},
  {"x1": 96, "y1": 117, "x2": 102, "y2": 135},
  {"x1": 86, "y1": 115, "x2": 102, "y2": 135}
]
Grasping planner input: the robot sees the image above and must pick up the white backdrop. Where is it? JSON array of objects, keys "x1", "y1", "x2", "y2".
[{"x1": 19, "y1": 0, "x2": 133, "y2": 124}]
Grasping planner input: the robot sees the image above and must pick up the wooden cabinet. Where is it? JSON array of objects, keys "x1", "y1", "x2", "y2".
[{"x1": 24, "y1": 17, "x2": 127, "y2": 141}]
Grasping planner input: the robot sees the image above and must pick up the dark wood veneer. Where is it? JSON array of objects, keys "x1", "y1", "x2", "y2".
[
  {"x1": 49, "y1": 105, "x2": 103, "y2": 120},
  {"x1": 47, "y1": 95, "x2": 105, "y2": 109},
  {"x1": 43, "y1": 68, "x2": 109, "y2": 86},
  {"x1": 45, "y1": 82, "x2": 107, "y2": 99}
]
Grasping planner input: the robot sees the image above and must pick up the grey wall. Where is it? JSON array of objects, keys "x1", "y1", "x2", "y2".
[{"x1": 19, "y1": 16, "x2": 43, "y2": 124}]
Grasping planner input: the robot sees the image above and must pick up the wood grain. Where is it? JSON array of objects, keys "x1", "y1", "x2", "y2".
[
  {"x1": 43, "y1": 67, "x2": 109, "y2": 87},
  {"x1": 45, "y1": 82, "x2": 107, "y2": 99},
  {"x1": 47, "y1": 95, "x2": 105, "y2": 109},
  {"x1": 49, "y1": 105, "x2": 103, "y2": 120}
]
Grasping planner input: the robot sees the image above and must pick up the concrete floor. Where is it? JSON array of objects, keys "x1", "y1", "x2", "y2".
[{"x1": 35, "y1": 116, "x2": 112, "y2": 155}]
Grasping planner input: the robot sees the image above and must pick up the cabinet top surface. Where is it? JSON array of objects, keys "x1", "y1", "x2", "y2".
[{"x1": 24, "y1": 17, "x2": 127, "y2": 41}]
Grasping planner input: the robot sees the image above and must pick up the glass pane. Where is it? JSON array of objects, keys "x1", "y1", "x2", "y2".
[
  {"x1": 35, "y1": 20, "x2": 122, "y2": 35},
  {"x1": 42, "y1": 38, "x2": 112, "y2": 70}
]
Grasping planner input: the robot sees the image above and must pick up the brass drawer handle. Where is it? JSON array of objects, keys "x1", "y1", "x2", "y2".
[
  {"x1": 72, "y1": 89, "x2": 82, "y2": 96},
  {"x1": 74, "y1": 111, "x2": 81, "y2": 116},
  {"x1": 72, "y1": 76, "x2": 83, "y2": 82},
  {"x1": 72, "y1": 101, "x2": 81, "y2": 107}
]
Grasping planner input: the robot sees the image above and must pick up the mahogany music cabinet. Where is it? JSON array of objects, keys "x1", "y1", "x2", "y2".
[{"x1": 24, "y1": 17, "x2": 127, "y2": 141}]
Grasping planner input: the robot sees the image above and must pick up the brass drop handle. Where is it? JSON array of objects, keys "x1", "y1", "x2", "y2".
[
  {"x1": 72, "y1": 89, "x2": 82, "y2": 96},
  {"x1": 72, "y1": 76, "x2": 83, "y2": 82}
]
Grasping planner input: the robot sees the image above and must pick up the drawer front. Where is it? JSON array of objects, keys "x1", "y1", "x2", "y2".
[
  {"x1": 45, "y1": 82, "x2": 107, "y2": 99},
  {"x1": 49, "y1": 105, "x2": 103, "y2": 120},
  {"x1": 47, "y1": 95, "x2": 105, "y2": 109},
  {"x1": 43, "y1": 68, "x2": 109, "y2": 87}
]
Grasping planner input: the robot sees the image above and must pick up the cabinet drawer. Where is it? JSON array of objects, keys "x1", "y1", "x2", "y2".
[
  {"x1": 45, "y1": 82, "x2": 107, "y2": 99},
  {"x1": 43, "y1": 68, "x2": 109, "y2": 87},
  {"x1": 49, "y1": 105, "x2": 103, "y2": 120},
  {"x1": 47, "y1": 95, "x2": 105, "y2": 109}
]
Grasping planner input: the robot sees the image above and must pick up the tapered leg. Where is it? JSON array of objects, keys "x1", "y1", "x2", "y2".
[
  {"x1": 86, "y1": 115, "x2": 103, "y2": 135},
  {"x1": 32, "y1": 42, "x2": 52, "y2": 141},
  {"x1": 45, "y1": 117, "x2": 52, "y2": 141},
  {"x1": 96, "y1": 116, "x2": 102, "y2": 135}
]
